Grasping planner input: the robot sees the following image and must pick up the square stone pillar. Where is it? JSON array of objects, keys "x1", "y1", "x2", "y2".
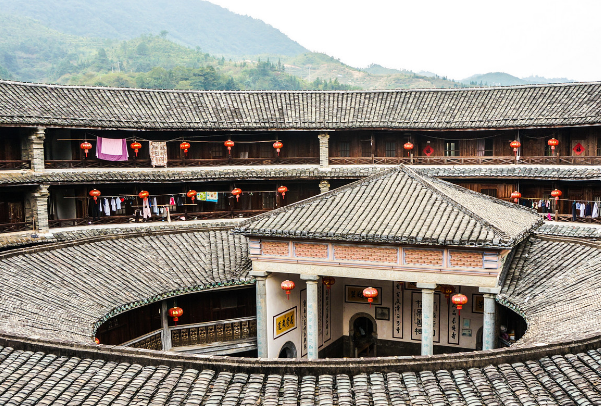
[
  {"x1": 301, "y1": 274, "x2": 320, "y2": 359},
  {"x1": 250, "y1": 271, "x2": 270, "y2": 358},
  {"x1": 417, "y1": 283, "x2": 436, "y2": 356},
  {"x1": 480, "y1": 287, "x2": 500, "y2": 350},
  {"x1": 319, "y1": 180, "x2": 330, "y2": 194},
  {"x1": 318, "y1": 133, "x2": 330, "y2": 168},
  {"x1": 32, "y1": 184, "x2": 50, "y2": 233},
  {"x1": 161, "y1": 300, "x2": 172, "y2": 350},
  {"x1": 29, "y1": 128, "x2": 46, "y2": 172}
]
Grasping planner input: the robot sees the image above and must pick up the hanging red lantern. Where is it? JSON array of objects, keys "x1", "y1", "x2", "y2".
[
  {"x1": 94, "y1": 337, "x2": 100, "y2": 344},
  {"x1": 138, "y1": 190, "x2": 149, "y2": 200},
  {"x1": 548, "y1": 138, "x2": 559, "y2": 152},
  {"x1": 322, "y1": 276, "x2": 336, "y2": 290},
  {"x1": 438, "y1": 285, "x2": 455, "y2": 305},
  {"x1": 80, "y1": 142, "x2": 92, "y2": 158},
  {"x1": 224, "y1": 140, "x2": 235, "y2": 154},
  {"x1": 187, "y1": 190, "x2": 197, "y2": 202},
  {"x1": 551, "y1": 189, "x2": 562, "y2": 202},
  {"x1": 451, "y1": 293, "x2": 468, "y2": 317},
  {"x1": 362, "y1": 287, "x2": 378, "y2": 308},
  {"x1": 281, "y1": 280, "x2": 295, "y2": 300},
  {"x1": 511, "y1": 191, "x2": 522, "y2": 203},
  {"x1": 273, "y1": 141, "x2": 283, "y2": 156},
  {"x1": 403, "y1": 142, "x2": 414, "y2": 157},
  {"x1": 277, "y1": 186, "x2": 288, "y2": 199},
  {"x1": 168, "y1": 306, "x2": 183, "y2": 326},
  {"x1": 130, "y1": 141, "x2": 142, "y2": 157},
  {"x1": 180, "y1": 142, "x2": 191, "y2": 155},
  {"x1": 89, "y1": 189, "x2": 101, "y2": 202},
  {"x1": 231, "y1": 188, "x2": 242, "y2": 202},
  {"x1": 510, "y1": 140, "x2": 521, "y2": 155}
]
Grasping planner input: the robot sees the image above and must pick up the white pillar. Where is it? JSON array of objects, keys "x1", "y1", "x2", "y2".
[
  {"x1": 480, "y1": 287, "x2": 500, "y2": 351},
  {"x1": 29, "y1": 127, "x2": 46, "y2": 172},
  {"x1": 301, "y1": 274, "x2": 320, "y2": 360},
  {"x1": 319, "y1": 180, "x2": 330, "y2": 194},
  {"x1": 33, "y1": 184, "x2": 50, "y2": 233},
  {"x1": 250, "y1": 271, "x2": 269, "y2": 358},
  {"x1": 417, "y1": 283, "x2": 436, "y2": 356},
  {"x1": 318, "y1": 133, "x2": 330, "y2": 168},
  {"x1": 161, "y1": 300, "x2": 172, "y2": 350}
]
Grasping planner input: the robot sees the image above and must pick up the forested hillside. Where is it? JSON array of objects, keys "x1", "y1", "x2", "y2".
[{"x1": 0, "y1": 0, "x2": 307, "y2": 57}]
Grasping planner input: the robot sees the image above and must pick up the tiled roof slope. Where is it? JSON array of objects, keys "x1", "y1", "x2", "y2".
[
  {"x1": 0, "y1": 229, "x2": 251, "y2": 342},
  {"x1": 416, "y1": 165, "x2": 601, "y2": 180},
  {"x1": 535, "y1": 223, "x2": 601, "y2": 240},
  {"x1": 236, "y1": 166, "x2": 542, "y2": 248},
  {"x1": 499, "y1": 236, "x2": 601, "y2": 346},
  {"x1": 1, "y1": 80, "x2": 601, "y2": 130},
  {"x1": 3, "y1": 344, "x2": 601, "y2": 405}
]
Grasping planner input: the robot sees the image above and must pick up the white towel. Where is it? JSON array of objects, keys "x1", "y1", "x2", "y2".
[{"x1": 100, "y1": 138, "x2": 124, "y2": 155}]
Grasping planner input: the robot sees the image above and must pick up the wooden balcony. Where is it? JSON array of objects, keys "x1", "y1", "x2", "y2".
[
  {"x1": 330, "y1": 156, "x2": 601, "y2": 165},
  {"x1": 0, "y1": 160, "x2": 30, "y2": 170},
  {"x1": 0, "y1": 221, "x2": 34, "y2": 233},
  {"x1": 44, "y1": 157, "x2": 319, "y2": 169}
]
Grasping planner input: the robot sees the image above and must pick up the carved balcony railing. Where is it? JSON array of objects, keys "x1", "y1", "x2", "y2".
[
  {"x1": 44, "y1": 157, "x2": 319, "y2": 169},
  {"x1": 171, "y1": 317, "x2": 257, "y2": 348},
  {"x1": 330, "y1": 156, "x2": 601, "y2": 166},
  {"x1": 0, "y1": 160, "x2": 30, "y2": 170},
  {"x1": 121, "y1": 329, "x2": 163, "y2": 351}
]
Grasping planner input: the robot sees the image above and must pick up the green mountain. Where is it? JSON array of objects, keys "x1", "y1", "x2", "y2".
[
  {"x1": 462, "y1": 72, "x2": 575, "y2": 87},
  {"x1": 0, "y1": 0, "x2": 307, "y2": 57}
]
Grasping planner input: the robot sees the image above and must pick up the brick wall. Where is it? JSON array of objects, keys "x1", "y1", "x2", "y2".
[
  {"x1": 404, "y1": 249, "x2": 443, "y2": 266},
  {"x1": 334, "y1": 245, "x2": 398, "y2": 263},
  {"x1": 449, "y1": 250, "x2": 484, "y2": 268},
  {"x1": 294, "y1": 243, "x2": 328, "y2": 258},
  {"x1": 261, "y1": 241, "x2": 290, "y2": 256}
]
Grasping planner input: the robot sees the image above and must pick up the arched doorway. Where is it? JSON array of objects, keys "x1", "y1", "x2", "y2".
[
  {"x1": 278, "y1": 341, "x2": 297, "y2": 358},
  {"x1": 349, "y1": 313, "x2": 377, "y2": 357}
]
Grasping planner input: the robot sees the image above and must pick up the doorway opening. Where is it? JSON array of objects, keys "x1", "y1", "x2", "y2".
[{"x1": 349, "y1": 313, "x2": 377, "y2": 357}]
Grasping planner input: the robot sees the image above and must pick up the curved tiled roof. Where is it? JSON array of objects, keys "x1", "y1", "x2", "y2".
[
  {"x1": 1, "y1": 80, "x2": 601, "y2": 130},
  {"x1": 236, "y1": 166, "x2": 542, "y2": 248},
  {"x1": 0, "y1": 228, "x2": 251, "y2": 342}
]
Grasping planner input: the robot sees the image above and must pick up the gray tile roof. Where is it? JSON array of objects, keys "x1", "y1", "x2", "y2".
[
  {"x1": 0, "y1": 228, "x2": 251, "y2": 342},
  {"x1": 536, "y1": 223, "x2": 601, "y2": 240},
  {"x1": 416, "y1": 165, "x2": 601, "y2": 180},
  {"x1": 499, "y1": 236, "x2": 601, "y2": 346},
  {"x1": 1, "y1": 80, "x2": 601, "y2": 130},
  {"x1": 236, "y1": 166, "x2": 542, "y2": 248}
]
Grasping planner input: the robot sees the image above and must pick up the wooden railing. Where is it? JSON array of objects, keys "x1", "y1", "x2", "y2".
[
  {"x1": 541, "y1": 213, "x2": 601, "y2": 224},
  {"x1": 171, "y1": 317, "x2": 257, "y2": 348},
  {"x1": 122, "y1": 329, "x2": 163, "y2": 351},
  {"x1": 44, "y1": 157, "x2": 319, "y2": 169},
  {"x1": 0, "y1": 160, "x2": 30, "y2": 170},
  {"x1": 330, "y1": 156, "x2": 601, "y2": 165},
  {"x1": 0, "y1": 221, "x2": 34, "y2": 233}
]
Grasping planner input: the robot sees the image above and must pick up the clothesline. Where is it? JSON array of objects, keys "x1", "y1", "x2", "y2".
[
  {"x1": 59, "y1": 138, "x2": 281, "y2": 143},
  {"x1": 509, "y1": 197, "x2": 601, "y2": 203}
]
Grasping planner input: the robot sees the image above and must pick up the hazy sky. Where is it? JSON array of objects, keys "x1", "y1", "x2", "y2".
[{"x1": 208, "y1": 0, "x2": 600, "y2": 81}]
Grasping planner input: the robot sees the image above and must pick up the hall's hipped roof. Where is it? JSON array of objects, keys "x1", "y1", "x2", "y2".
[
  {"x1": 236, "y1": 166, "x2": 542, "y2": 248},
  {"x1": 1, "y1": 80, "x2": 601, "y2": 130}
]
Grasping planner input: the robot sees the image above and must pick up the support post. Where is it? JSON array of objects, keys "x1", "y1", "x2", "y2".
[
  {"x1": 29, "y1": 127, "x2": 46, "y2": 172},
  {"x1": 319, "y1": 180, "x2": 330, "y2": 194},
  {"x1": 33, "y1": 184, "x2": 50, "y2": 233},
  {"x1": 301, "y1": 274, "x2": 320, "y2": 360},
  {"x1": 480, "y1": 287, "x2": 500, "y2": 351},
  {"x1": 318, "y1": 133, "x2": 330, "y2": 168},
  {"x1": 161, "y1": 300, "x2": 172, "y2": 350},
  {"x1": 250, "y1": 271, "x2": 269, "y2": 358},
  {"x1": 417, "y1": 283, "x2": 436, "y2": 356}
]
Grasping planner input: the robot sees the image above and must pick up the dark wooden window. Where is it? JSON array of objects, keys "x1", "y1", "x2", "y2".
[
  {"x1": 339, "y1": 141, "x2": 350, "y2": 157},
  {"x1": 361, "y1": 140, "x2": 371, "y2": 157},
  {"x1": 481, "y1": 188, "x2": 497, "y2": 197},
  {"x1": 445, "y1": 140, "x2": 459, "y2": 157},
  {"x1": 597, "y1": 137, "x2": 601, "y2": 156},
  {"x1": 211, "y1": 143, "x2": 223, "y2": 158},
  {"x1": 262, "y1": 192, "x2": 275, "y2": 209},
  {"x1": 385, "y1": 142, "x2": 396, "y2": 157},
  {"x1": 260, "y1": 143, "x2": 272, "y2": 158}
]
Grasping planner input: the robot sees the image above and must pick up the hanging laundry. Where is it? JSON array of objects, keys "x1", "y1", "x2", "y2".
[
  {"x1": 197, "y1": 192, "x2": 207, "y2": 201},
  {"x1": 206, "y1": 192, "x2": 218, "y2": 202},
  {"x1": 149, "y1": 141, "x2": 168, "y2": 167},
  {"x1": 115, "y1": 198, "x2": 122, "y2": 210},
  {"x1": 585, "y1": 203, "x2": 592, "y2": 217},
  {"x1": 96, "y1": 137, "x2": 129, "y2": 161},
  {"x1": 169, "y1": 196, "x2": 175, "y2": 206},
  {"x1": 152, "y1": 197, "x2": 159, "y2": 215},
  {"x1": 111, "y1": 198, "x2": 117, "y2": 212},
  {"x1": 572, "y1": 201, "x2": 577, "y2": 221},
  {"x1": 579, "y1": 203, "x2": 585, "y2": 218},
  {"x1": 89, "y1": 199, "x2": 100, "y2": 220},
  {"x1": 593, "y1": 203, "x2": 599, "y2": 218},
  {"x1": 142, "y1": 198, "x2": 151, "y2": 219},
  {"x1": 176, "y1": 196, "x2": 183, "y2": 206},
  {"x1": 103, "y1": 198, "x2": 111, "y2": 216}
]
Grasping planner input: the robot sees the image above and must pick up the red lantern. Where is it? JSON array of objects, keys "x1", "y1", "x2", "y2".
[
  {"x1": 403, "y1": 142, "x2": 414, "y2": 157},
  {"x1": 187, "y1": 190, "x2": 197, "y2": 202},
  {"x1": 548, "y1": 138, "x2": 559, "y2": 152},
  {"x1": 94, "y1": 337, "x2": 100, "y2": 344},
  {"x1": 138, "y1": 190, "x2": 149, "y2": 200},
  {"x1": 511, "y1": 191, "x2": 522, "y2": 203},
  {"x1": 510, "y1": 140, "x2": 521, "y2": 155},
  {"x1": 277, "y1": 186, "x2": 288, "y2": 199},
  {"x1": 130, "y1": 141, "x2": 142, "y2": 157},
  {"x1": 168, "y1": 306, "x2": 184, "y2": 326},
  {"x1": 231, "y1": 188, "x2": 242, "y2": 202},
  {"x1": 273, "y1": 141, "x2": 283, "y2": 156},
  {"x1": 89, "y1": 189, "x2": 101, "y2": 202},
  {"x1": 180, "y1": 142, "x2": 191, "y2": 155},
  {"x1": 281, "y1": 280, "x2": 295, "y2": 300},
  {"x1": 322, "y1": 276, "x2": 335, "y2": 290},
  {"x1": 80, "y1": 142, "x2": 92, "y2": 158},
  {"x1": 451, "y1": 293, "x2": 468, "y2": 317},
  {"x1": 362, "y1": 287, "x2": 378, "y2": 307},
  {"x1": 438, "y1": 285, "x2": 455, "y2": 305},
  {"x1": 224, "y1": 140, "x2": 235, "y2": 154},
  {"x1": 551, "y1": 189, "x2": 562, "y2": 202}
]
